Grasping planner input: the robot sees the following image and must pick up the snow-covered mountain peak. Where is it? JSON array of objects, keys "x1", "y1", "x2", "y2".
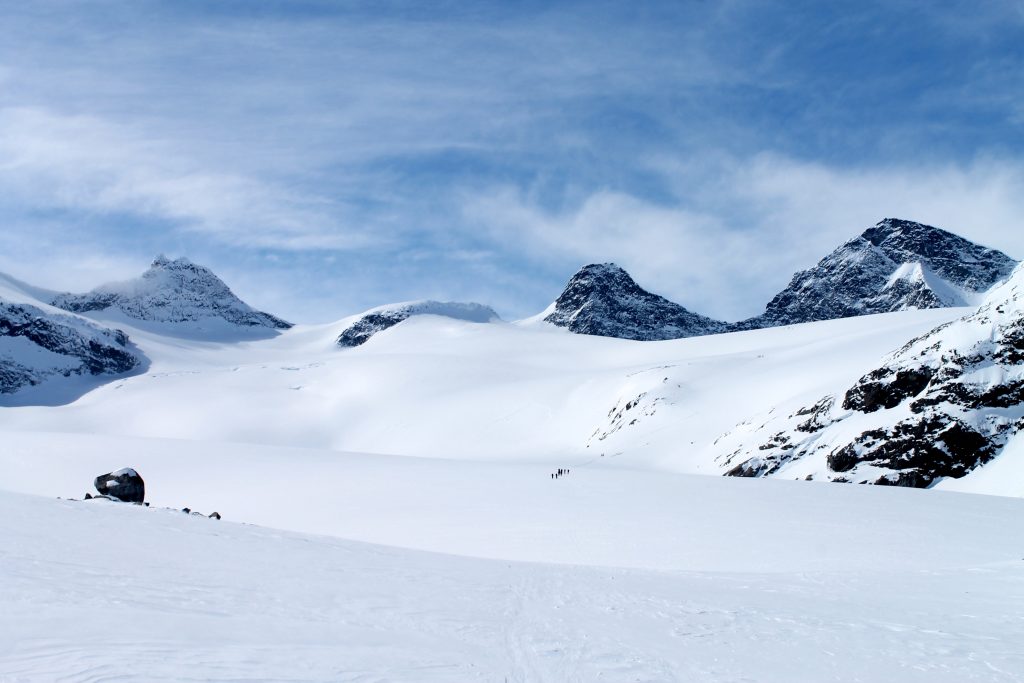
[
  {"x1": 541, "y1": 263, "x2": 727, "y2": 340},
  {"x1": 337, "y1": 300, "x2": 500, "y2": 347},
  {"x1": 150, "y1": 253, "x2": 182, "y2": 268},
  {"x1": 743, "y1": 218, "x2": 1017, "y2": 328},
  {"x1": 564, "y1": 262, "x2": 637, "y2": 287},
  {"x1": 862, "y1": 217, "x2": 1016, "y2": 292},
  {"x1": 131, "y1": 255, "x2": 228, "y2": 293},
  {"x1": 51, "y1": 256, "x2": 291, "y2": 335}
]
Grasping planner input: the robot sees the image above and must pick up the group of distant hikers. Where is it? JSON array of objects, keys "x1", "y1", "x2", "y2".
[{"x1": 550, "y1": 467, "x2": 570, "y2": 479}]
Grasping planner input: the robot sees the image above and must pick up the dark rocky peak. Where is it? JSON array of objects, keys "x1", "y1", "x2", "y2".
[
  {"x1": 862, "y1": 218, "x2": 1016, "y2": 292},
  {"x1": 742, "y1": 218, "x2": 1017, "y2": 328},
  {"x1": 543, "y1": 263, "x2": 727, "y2": 341},
  {"x1": 557, "y1": 263, "x2": 650, "y2": 299}
]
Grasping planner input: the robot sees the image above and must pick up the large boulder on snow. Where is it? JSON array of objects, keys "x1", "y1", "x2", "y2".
[{"x1": 94, "y1": 468, "x2": 145, "y2": 503}]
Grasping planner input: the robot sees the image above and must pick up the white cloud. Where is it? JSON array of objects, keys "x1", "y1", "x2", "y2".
[
  {"x1": 462, "y1": 186, "x2": 774, "y2": 319},
  {"x1": 0, "y1": 107, "x2": 371, "y2": 251},
  {"x1": 0, "y1": 3, "x2": 1020, "y2": 323},
  {"x1": 462, "y1": 154, "x2": 1024, "y2": 321},
  {"x1": 737, "y1": 153, "x2": 1024, "y2": 261}
]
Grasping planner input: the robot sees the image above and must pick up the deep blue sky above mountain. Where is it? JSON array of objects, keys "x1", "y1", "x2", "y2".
[{"x1": 0, "y1": 0, "x2": 1022, "y2": 322}]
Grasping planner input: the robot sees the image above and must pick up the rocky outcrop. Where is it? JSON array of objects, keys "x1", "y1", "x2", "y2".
[
  {"x1": 52, "y1": 255, "x2": 291, "y2": 330},
  {"x1": 542, "y1": 263, "x2": 727, "y2": 341},
  {"x1": 94, "y1": 468, "x2": 145, "y2": 503},
  {"x1": 337, "y1": 301, "x2": 499, "y2": 347},
  {"x1": 738, "y1": 218, "x2": 1017, "y2": 329},
  {"x1": 0, "y1": 301, "x2": 142, "y2": 395},
  {"x1": 716, "y1": 262, "x2": 1024, "y2": 488}
]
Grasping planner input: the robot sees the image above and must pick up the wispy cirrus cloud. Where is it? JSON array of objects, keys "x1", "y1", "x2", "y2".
[
  {"x1": 0, "y1": 107, "x2": 371, "y2": 251},
  {"x1": 0, "y1": 1, "x2": 1020, "y2": 322},
  {"x1": 461, "y1": 154, "x2": 1024, "y2": 320}
]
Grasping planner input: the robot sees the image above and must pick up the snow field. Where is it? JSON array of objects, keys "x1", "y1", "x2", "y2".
[
  {"x1": 2, "y1": 480, "x2": 1023, "y2": 682},
  {"x1": 2, "y1": 271, "x2": 1023, "y2": 680},
  {"x1": 6, "y1": 431, "x2": 1024, "y2": 573},
  {"x1": 0, "y1": 307, "x2": 967, "y2": 475}
]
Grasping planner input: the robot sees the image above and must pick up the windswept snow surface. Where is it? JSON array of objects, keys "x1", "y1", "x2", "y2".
[
  {"x1": 3, "y1": 304, "x2": 1024, "y2": 680},
  {"x1": 0, "y1": 307, "x2": 967, "y2": 471},
  {"x1": 336, "y1": 299, "x2": 499, "y2": 347},
  {"x1": 3, "y1": 450, "x2": 1024, "y2": 682}
]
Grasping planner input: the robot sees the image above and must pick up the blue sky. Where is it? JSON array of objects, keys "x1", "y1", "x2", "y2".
[{"x1": 0, "y1": 0, "x2": 1022, "y2": 322}]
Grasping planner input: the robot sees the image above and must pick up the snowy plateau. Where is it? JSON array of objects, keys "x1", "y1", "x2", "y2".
[{"x1": 2, "y1": 221, "x2": 1024, "y2": 682}]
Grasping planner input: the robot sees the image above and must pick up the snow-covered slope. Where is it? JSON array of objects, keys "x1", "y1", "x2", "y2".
[
  {"x1": 0, "y1": 301, "x2": 966, "y2": 475},
  {"x1": 0, "y1": 249, "x2": 1017, "y2": 492},
  {"x1": 740, "y1": 218, "x2": 1017, "y2": 328},
  {"x1": 539, "y1": 263, "x2": 727, "y2": 340},
  {"x1": 336, "y1": 300, "x2": 499, "y2": 347},
  {"x1": 715, "y1": 262, "x2": 1024, "y2": 487},
  {"x1": 4, "y1": 252, "x2": 1024, "y2": 679},
  {"x1": 51, "y1": 255, "x2": 291, "y2": 339},
  {"x1": 0, "y1": 303, "x2": 141, "y2": 400},
  {"x1": 3, "y1": 444, "x2": 1024, "y2": 681},
  {"x1": 0, "y1": 271, "x2": 144, "y2": 403}
]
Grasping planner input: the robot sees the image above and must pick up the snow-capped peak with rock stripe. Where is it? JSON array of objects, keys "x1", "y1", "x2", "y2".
[{"x1": 51, "y1": 255, "x2": 291, "y2": 333}]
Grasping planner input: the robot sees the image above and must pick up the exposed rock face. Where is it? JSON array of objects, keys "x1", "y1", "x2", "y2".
[
  {"x1": 716, "y1": 263, "x2": 1024, "y2": 488},
  {"x1": 0, "y1": 302, "x2": 141, "y2": 394},
  {"x1": 94, "y1": 468, "x2": 145, "y2": 503},
  {"x1": 543, "y1": 264, "x2": 727, "y2": 341},
  {"x1": 739, "y1": 218, "x2": 1017, "y2": 329},
  {"x1": 52, "y1": 256, "x2": 291, "y2": 330},
  {"x1": 337, "y1": 301, "x2": 499, "y2": 347}
]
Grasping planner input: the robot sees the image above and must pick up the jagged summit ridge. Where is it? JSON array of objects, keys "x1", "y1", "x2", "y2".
[
  {"x1": 337, "y1": 300, "x2": 499, "y2": 347},
  {"x1": 542, "y1": 263, "x2": 727, "y2": 341},
  {"x1": 743, "y1": 218, "x2": 1017, "y2": 328},
  {"x1": 51, "y1": 256, "x2": 291, "y2": 330},
  {"x1": 861, "y1": 219, "x2": 1014, "y2": 291}
]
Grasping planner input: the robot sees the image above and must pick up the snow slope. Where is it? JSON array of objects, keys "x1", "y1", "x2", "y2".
[
  {"x1": 0, "y1": 307, "x2": 966, "y2": 474},
  {"x1": 0, "y1": 271, "x2": 145, "y2": 403},
  {"x1": 10, "y1": 430, "x2": 1024, "y2": 572},
  {"x1": 3, "y1": 443, "x2": 1024, "y2": 681},
  {"x1": 3, "y1": 257, "x2": 1023, "y2": 680},
  {"x1": 714, "y1": 262, "x2": 1024, "y2": 488},
  {"x1": 336, "y1": 299, "x2": 499, "y2": 347}
]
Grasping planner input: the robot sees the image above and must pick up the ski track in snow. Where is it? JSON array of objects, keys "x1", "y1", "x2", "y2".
[{"x1": 2, "y1": 490, "x2": 1023, "y2": 683}]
